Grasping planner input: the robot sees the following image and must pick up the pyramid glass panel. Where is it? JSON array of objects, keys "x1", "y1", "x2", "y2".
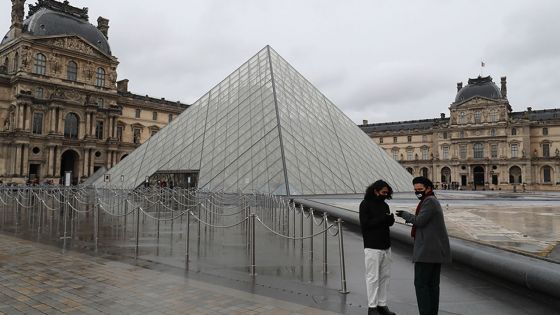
[{"x1": 94, "y1": 46, "x2": 412, "y2": 194}]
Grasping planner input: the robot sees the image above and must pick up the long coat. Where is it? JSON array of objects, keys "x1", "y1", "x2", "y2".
[{"x1": 401, "y1": 196, "x2": 452, "y2": 263}]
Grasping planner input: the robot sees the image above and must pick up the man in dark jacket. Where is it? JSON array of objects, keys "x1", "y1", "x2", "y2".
[
  {"x1": 396, "y1": 176, "x2": 451, "y2": 315},
  {"x1": 360, "y1": 180, "x2": 396, "y2": 315}
]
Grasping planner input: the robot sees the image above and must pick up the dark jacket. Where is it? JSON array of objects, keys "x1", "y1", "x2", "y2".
[
  {"x1": 359, "y1": 196, "x2": 395, "y2": 250},
  {"x1": 400, "y1": 195, "x2": 452, "y2": 263}
]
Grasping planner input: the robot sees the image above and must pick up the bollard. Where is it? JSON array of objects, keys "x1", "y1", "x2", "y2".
[
  {"x1": 323, "y1": 212, "x2": 328, "y2": 274},
  {"x1": 94, "y1": 200, "x2": 99, "y2": 252},
  {"x1": 185, "y1": 210, "x2": 190, "y2": 268},
  {"x1": 309, "y1": 208, "x2": 314, "y2": 261},
  {"x1": 250, "y1": 213, "x2": 256, "y2": 276},
  {"x1": 336, "y1": 218, "x2": 349, "y2": 294},
  {"x1": 135, "y1": 206, "x2": 141, "y2": 258}
]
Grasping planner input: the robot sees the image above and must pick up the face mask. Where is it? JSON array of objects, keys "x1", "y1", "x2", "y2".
[
  {"x1": 414, "y1": 190, "x2": 425, "y2": 200},
  {"x1": 378, "y1": 195, "x2": 388, "y2": 200}
]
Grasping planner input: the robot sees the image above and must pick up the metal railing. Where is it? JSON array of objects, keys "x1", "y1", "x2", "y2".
[{"x1": 0, "y1": 187, "x2": 349, "y2": 293}]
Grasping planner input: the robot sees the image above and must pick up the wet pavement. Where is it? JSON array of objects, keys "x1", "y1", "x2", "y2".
[
  {"x1": 309, "y1": 190, "x2": 560, "y2": 262},
  {"x1": 0, "y1": 234, "x2": 337, "y2": 315}
]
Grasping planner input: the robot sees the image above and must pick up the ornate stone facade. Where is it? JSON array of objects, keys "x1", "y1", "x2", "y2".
[
  {"x1": 0, "y1": 0, "x2": 188, "y2": 185},
  {"x1": 360, "y1": 76, "x2": 560, "y2": 191}
]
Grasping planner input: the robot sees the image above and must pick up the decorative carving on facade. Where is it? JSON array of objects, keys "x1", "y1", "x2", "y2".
[{"x1": 51, "y1": 38, "x2": 102, "y2": 57}]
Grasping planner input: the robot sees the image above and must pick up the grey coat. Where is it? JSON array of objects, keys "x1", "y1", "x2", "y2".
[{"x1": 400, "y1": 196, "x2": 452, "y2": 263}]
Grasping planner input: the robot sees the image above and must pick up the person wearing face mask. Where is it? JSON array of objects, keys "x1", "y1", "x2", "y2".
[
  {"x1": 359, "y1": 180, "x2": 396, "y2": 315},
  {"x1": 395, "y1": 176, "x2": 451, "y2": 315}
]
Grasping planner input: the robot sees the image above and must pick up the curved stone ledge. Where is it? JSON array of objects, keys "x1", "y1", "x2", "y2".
[{"x1": 293, "y1": 198, "x2": 560, "y2": 299}]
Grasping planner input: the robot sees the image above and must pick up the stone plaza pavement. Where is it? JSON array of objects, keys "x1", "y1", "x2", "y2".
[{"x1": 0, "y1": 234, "x2": 336, "y2": 315}]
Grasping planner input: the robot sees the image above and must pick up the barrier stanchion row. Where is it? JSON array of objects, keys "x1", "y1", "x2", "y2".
[{"x1": 0, "y1": 186, "x2": 349, "y2": 294}]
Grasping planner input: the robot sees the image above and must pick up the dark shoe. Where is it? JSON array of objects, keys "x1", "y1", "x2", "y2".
[
  {"x1": 368, "y1": 307, "x2": 381, "y2": 315},
  {"x1": 377, "y1": 305, "x2": 396, "y2": 315}
]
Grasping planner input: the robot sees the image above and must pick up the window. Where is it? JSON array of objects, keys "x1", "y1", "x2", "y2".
[
  {"x1": 168, "y1": 114, "x2": 173, "y2": 123},
  {"x1": 442, "y1": 132, "x2": 448, "y2": 139},
  {"x1": 491, "y1": 144, "x2": 498, "y2": 158},
  {"x1": 67, "y1": 61, "x2": 77, "y2": 81},
  {"x1": 2, "y1": 57, "x2": 8, "y2": 69},
  {"x1": 393, "y1": 136, "x2": 397, "y2": 143},
  {"x1": 460, "y1": 145, "x2": 467, "y2": 159},
  {"x1": 473, "y1": 143, "x2": 484, "y2": 159},
  {"x1": 34, "y1": 53, "x2": 46, "y2": 75},
  {"x1": 511, "y1": 143, "x2": 518, "y2": 158},
  {"x1": 151, "y1": 130, "x2": 158, "y2": 137},
  {"x1": 460, "y1": 130, "x2": 465, "y2": 138},
  {"x1": 116, "y1": 126, "x2": 123, "y2": 141},
  {"x1": 422, "y1": 147, "x2": 429, "y2": 160},
  {"x1": 379, "y1": 137, "x2": 383, "y2": 144},
  {"x1": 35, "y1": 87, "x2": 43, "y2": 98},
  {"x1": 543, "y1": 128, "x2": 549, "y2": 136},
  {"x1": 392, "y1": 149, "x2": 399, "y2": 160},
  {"x1": 422, "y1": 135, "x2": 427, "y2": 142},
  {"x1": 407, "y1": 135, "x2": 412, "y2": 143},
  {"x1": 543, "y1": 166, "x2": 552, "y2": 183},
  {"x1": 64, "y1": 113, "x2": 79, "y2": 139},
  {"x1": 511, "y1": 128, "x2": 517, "y2": 136},
  {"x1": 133, "y1": 128, "x2": 141, "y2": 144},
  {"x1": 490, "y1": 111, "x2": 497, "y2": 123},
  {"x1": 459, "y1": 112, "x2": 465, "y2": 124},
  {"x1": 32, "y1": 112, "x2": 43, "y2": 134},
  {"x1": 95, "y1": 121, "x2": 104, "y2": 139},
  {"x1": 95, "y1": 67, "x2": 105, "y2": 87},
  {"x1": 490, "y1": 128, "x2": 496, "y2": 137},
  {"x1": 543, "y1": 143, "x2": 550, "y2": 157},
  {"x1": 474, "y1": 111, "x2": 482, "y2": 124},
  {"x1": 97, "y1": 98, "x2": 104, "y2": 107},
  {"x1": 135, "y1": 109, "x2": 141, "y2": 118},
  {"x1": 407, "y1": 148, "x2": 413, "y2": 161},
  {"x1": 152, "y1": 111, "x2": 158, "y2": 121},
  {"x1": 442, "y1": 146, "x2": 449, "y2": 160}
]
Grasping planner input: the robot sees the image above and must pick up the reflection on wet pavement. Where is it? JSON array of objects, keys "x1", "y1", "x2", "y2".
[{"x1": 311, "y1": 190, "x2": 560, "y2": 261}]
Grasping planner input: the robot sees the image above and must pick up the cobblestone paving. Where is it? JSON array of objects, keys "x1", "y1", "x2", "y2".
[{"x1": 0, "y1": 234, "x2": 336, "y2": 315}]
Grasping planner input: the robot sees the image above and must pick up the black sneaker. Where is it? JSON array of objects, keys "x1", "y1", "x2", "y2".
[
  {"x1": 368, "y1": 307, "x2": 381, "y2": 315},
  {"x1": 377, "y1": 305, "x2": 396, "y2": 315}
]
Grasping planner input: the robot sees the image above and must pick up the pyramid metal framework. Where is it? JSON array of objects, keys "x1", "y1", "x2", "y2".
[{"x1": 94, "y1": 46, "x2": 412, "y2": 194}]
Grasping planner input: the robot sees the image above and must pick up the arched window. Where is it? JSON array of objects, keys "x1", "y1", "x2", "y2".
[
  {"x1": 509, "y1": 166, "x2": 522, "y2": 184},
  {"x1": 64, "y1": 113, "x2": 79, "y2": 139},
  {"x1": 67, "y1": 61, "x2": 78, "y2": 81},
  {"x1": 406, "y1": 167, "x2": 414, "y2": 175},
  {"x1": 420, "y1": 167, "x2": 429, "y2": 178},
  {"x1": 34, "y1": 53, "x2": 47, "y2": 75},
  {"x1": 96, "y1": 67, "x2": 105, "y2": 87},
  {"x1": 511, "y1": 127, "x2": 517, "y2": 136},
  {"x1": 542, "y1": 166, "x2": 552, "y2": 183},
  {"x1": 441, "y1": 167, "x2": 451, "y2": 183}
]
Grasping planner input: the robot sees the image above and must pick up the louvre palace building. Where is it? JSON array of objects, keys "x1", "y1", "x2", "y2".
[
  {"x1": 360, "y1": 75, "x2": 560, "y2": 191},
  {"x1": 0, "y1": 0, "x2": 188, "y2": 185}
]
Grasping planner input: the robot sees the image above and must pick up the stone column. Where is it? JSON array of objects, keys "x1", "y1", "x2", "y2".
[
  {"x1": 22, "y1": 144, "x2": 29, "y2": 176},
  {"x1": 47, "y1": 146, "x2": 54, "y2": 176},
  {"x1": 49, "y1": 108, "x2": 56, "y2": 133},
  {"x1": 54, "y1": 146, "x2": 61, "y2": 179},
  {"x1": 106, "y1": 151, "x2": 111, "y2": 169},
  {"x1": 58, "y1": 109, "x2": 64, "y2": 134},
  {"x1": 89, "y1": 149, "x2": 94, "y2": 176},
  {"x1": 84, "y1": 112, "x2": 90, "y2": 137},
  {"x1": 83, "y1": 149, "x2": 89, "y2": 177},
  {"x1": 25, "y1": 105, "x2": 31, "y2": 131},
  {"x1": 17, "y1": 104, "x2": 24, "y2": 130},
  {"x1": 14, "y1": 145, "x2": 22, "y2": 176},
  {"x1": 90, "y1": 113, "x2": 95, "y2": 135}
]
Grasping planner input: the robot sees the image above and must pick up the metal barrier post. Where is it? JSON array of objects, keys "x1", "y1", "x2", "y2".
[
  {"x1": 309, "y1": 208, "x2": 314, "y2": 261},
  {"x1": 323, "y1": 212, "x2": 328, "y2": 274},
  {"x1": 185, "y1": 210, "x2": 190, "y2": 268},
  {"x1": 135, "y1": 206, "x2": 141, "y2": 258},
  {"x1": 337, "y1": 218, "x2": 349, "y2": 294},
  {"x1": 94, "y1": 200, "x2": 99, "y2": 252},
  {"x1": 250, "y1": 213, "x2": 256, "y2": 276}
]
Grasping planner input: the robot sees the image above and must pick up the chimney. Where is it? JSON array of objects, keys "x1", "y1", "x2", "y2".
[
  {"x1": 10, "y1": 0, "x2": 25, "y2": 36},
  {"x1": 500, "y1": 76, "x2": 507, "y2": 99},
  {"x1": 457, "y1": 82, "x2": 463, "y2": 92},
  {"x1": 97, "y1": 16, "x2": 110, "y2": 38},
  {"x1": 117, "y1": 79, "x2": 129, "y2": 93},
  {"x1": 440, "y1": 113, "x2": 446, "y2": 119},
  {"x1": 362, "y1": 119, "x2": 368, "y2": 125},
  {"x1": 527, "y1": 106, "x2": 532, "y2": 112}
]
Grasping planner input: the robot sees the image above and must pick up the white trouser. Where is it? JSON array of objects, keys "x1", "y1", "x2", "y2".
[{"x1": 364, "y1": 248, "x2": 391, "y2": 308}]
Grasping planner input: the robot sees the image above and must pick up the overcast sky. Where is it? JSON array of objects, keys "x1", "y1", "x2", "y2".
[{"x1": 2, "y1": 0, "x2": 560, "y2": 124}]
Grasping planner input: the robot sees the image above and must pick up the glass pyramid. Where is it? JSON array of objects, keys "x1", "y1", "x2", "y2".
[{"x1": 94, "y1": 46, "x2": 412, "y2": 194}]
